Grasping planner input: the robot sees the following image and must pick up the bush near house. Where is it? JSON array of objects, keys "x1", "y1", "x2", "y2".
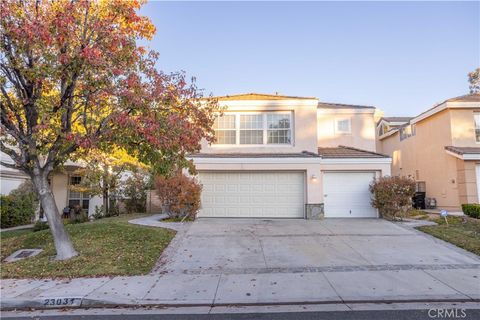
[
  {"x1": 461, "y1": 204, "x2": 480, "y2": 219},
  {"x1": 122, "y1": 172, "x2": 149, "y2": 213},
  {"x1": 155, "y1": 172, "x2": 202, "y2": 220},
  {"x1": 0, "y1": 181, "x2": 38, "y2": 228},
  {"x1": 369, "y1": 176, "x2": 416, "y2": 221}
]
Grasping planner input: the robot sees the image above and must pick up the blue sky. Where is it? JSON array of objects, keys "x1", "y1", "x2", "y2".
[{"x1": 140, "y1": 1, "x2": 479, "y2": 116}]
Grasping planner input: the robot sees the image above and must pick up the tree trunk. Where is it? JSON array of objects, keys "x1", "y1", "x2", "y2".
[
  {"x1": 102, "y1": 168, "x2": 109, "y2": 215},
  {"x1": 31, "y1": 172, "x2": 78, "y2": 260},
  {"x1": 103, "y1": 188, "x2": 109, "y2": 216},
  {"x1": 33, "y1": 202, "x2": 41, "y2": 222}
]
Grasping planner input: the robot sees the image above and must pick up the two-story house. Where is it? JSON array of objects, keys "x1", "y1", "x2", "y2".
[
  {"x1": 377, "y1": 93, "x2": 480, "y2": 211},
  {"x1": 190, "y1": 93, "x2": 391, "y2": 219}
]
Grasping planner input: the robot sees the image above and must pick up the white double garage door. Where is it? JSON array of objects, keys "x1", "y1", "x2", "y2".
[{"x1": 197, "y1": 171, "x2": 377, "y2": 218}]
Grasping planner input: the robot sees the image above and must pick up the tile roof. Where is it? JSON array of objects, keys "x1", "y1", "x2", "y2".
[
  {"x1": 445, "y1": 146, "x2": 480, "y2": 155},
  {"x1": 446, "y1": 93, "x2": 480, "y2": 103},
  {"x1": 381, "y1": 117, "x2": 413, "y2": 123},
  {"x1": 213, "y1": 93, "x2": 317, "y2": 101},
  {"x1": 317, "y1": 146, "x2": 390, "y2": 158},
  {"x1": 189, "y1": 151, "x2": 320, "y2": 158},
  {"x1": 318, "y1": 102, "x2": 375, "y2": 109}
]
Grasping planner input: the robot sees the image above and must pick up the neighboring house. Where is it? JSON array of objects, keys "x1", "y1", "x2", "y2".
[
  {"x1": 0, "y1": 154, "x2": 102, "y2": 217},
  {"x1": 377, "y1": 93, "x2": 480, "y2": 211},
  {"x1": 190, "y1": 93, "x2": 391, "y2": 219},
  {"x1": 0, "y1": 152, "x2": 29, "y2": 195},
  {"x1": 375, "y1": 117, "x2": 413, "y2": 152}
]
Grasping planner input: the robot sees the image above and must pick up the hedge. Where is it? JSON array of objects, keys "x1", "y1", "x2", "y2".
[
  {"x1": 0, "y1": 194, "x2": 35, "y2": 228},
  {"x1": 461, "y1": 204, "x2": 480, "y2": 219}
]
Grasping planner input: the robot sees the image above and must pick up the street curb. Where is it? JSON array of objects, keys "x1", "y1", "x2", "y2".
[{"x1": 2, "y1": 297, "x2": 480, "y2": 311}]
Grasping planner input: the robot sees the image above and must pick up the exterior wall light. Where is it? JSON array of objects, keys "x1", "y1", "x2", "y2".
[{"x1": 311, "y1": 174, "x2": 318, "y2": 182}]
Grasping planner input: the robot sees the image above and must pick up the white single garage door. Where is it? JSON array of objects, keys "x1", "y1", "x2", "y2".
[
  {"x1": 323, "y1": 172, "x2": 377, "y2": 218},
  {"x1": 197, "y1": 171, "x2": 305, "y2": 218}
]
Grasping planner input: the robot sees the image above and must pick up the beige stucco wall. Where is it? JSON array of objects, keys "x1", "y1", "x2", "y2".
[
  {"x1": 51, "y1": 171, "x2": 69, "y2": 214},
  {"x1": 449, "y1": 108, "x2": 479, "y2": 146},
  {"x1": 317, "y1": 109, "x2": 377, "y2": 152},
  {"x1": 378, "y1": 107, "x2": 480, "y2": 210},
  {"x1": 200, "y1": 100, "x2": 319, "y2": 154},
  {"x1": 457, "y1": 160, "x2": 478, "y2": 205}
]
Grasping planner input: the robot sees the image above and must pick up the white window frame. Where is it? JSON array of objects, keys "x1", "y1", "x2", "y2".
[
  {"x1": 399, "y1": 124, "x2": 416, "y2": 141},
  {"x1": 213, "y1": 114, "x2": 237, "y2": 145},
  {"x1": 213, "y1": 111, "x2": 294, "y2": 146},
  {"x1": 335, "y1": 118, "x2": 352, "y2": 135},
  {"x1": 474, "y1": 113, "x2": 480, "y2": 143},
  {"x1": 67, "y1": 175, "x2": 90, "y2": 210}
]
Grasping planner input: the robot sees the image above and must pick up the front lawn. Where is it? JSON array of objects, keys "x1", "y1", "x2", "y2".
[
  {"x1": 0, "y1": 214, "x2": 175, "y2": 279},
  {"x1": 417, "y1": 216, "x2": 480, "y2": 255}
]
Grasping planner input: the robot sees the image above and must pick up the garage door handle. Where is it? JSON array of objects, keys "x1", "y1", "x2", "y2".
[{"x1": 324, "y1": 194, "x2": 328, "y2": 197}]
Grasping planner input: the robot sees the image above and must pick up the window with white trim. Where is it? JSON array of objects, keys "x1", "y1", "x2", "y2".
[
  {"x1": 399, "y1": 124, "x2": 416, "y2": 141},
  {"x1": 68, "y1": 176, "x2": 90, "y2": 209},
  {"x1": 335, "y1": 118, "x2": 351, "y2": 134},
  {"x1": 267, "y1": 113, "x2": 291, "y2": 144},
  {"x1": 474, "y1": 113, "x2": 480, "y2": 142},
  {"x1": 213, "y1": 114, "x2": 236, "y2": 144},
  {"x1": 240, "y1": 114, "x2": 263, "y2": 144},
  {"x1": 213, "y1": 112, "x2": 292, "y2": 145}
]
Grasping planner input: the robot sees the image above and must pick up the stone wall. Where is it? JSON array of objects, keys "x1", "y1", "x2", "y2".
[{"x1": 306, "y1": 203, "x2": 324, "y2": 219}]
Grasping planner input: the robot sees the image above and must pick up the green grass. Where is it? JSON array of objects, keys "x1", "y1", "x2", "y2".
[
  {"x1": 406, "y1": 209, "x2": 429, "y2": 219},
  {"x1": 0, "y1": 214, "x2": 175, "y2": 279},
  {"x1": 162, "y1": 216, "x2": 194, "y2": 222},
  {"x1": 417, "y1": 216, "x2": 480, "y2": 256}
]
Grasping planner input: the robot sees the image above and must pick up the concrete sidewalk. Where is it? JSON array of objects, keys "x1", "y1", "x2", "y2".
[{"x1": 2, "y1": 266, "x2": 479, "y2": 310}]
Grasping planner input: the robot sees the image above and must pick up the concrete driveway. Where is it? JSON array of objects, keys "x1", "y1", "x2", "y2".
[
  {"x1": 153, "y1": 218, "x2": 480, "y2": 303},
  {"x1": 157, "y1": 218, "x2": 479, "y2": 274}
]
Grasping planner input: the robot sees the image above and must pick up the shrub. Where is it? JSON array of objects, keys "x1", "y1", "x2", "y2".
[
  {"x1": 122, "y1": 172, "x2": 148, "y2": 213},
  {"x1": 33, "y1": 220, "x2": 49, "y2": 232},
  {"x1": 369, "y1": 176, "x2": 416, "y2": 221},
  {"x1": 68, "y1": 204, "x2": 89, "y2": 224},
  {"x1": 0, "y1": 181, "x2": 38, "y2": 228},
  {"x1": 155, "y1": 172, "x2": 202, "y2": 220},
  {"x1": 92, "y1": 205, "x2": 105, "y2": 220},
  {"x1": 461, "y1": 204, "x2": 480, "y2": 219}
]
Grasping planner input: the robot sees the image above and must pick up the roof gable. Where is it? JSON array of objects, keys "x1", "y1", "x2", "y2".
[
  {"x1": 214, "y1": 93, "x2": 317, "y2": 101},
  {"x1": 318, "y1": 102, "x2": 375, "y2": 109}
]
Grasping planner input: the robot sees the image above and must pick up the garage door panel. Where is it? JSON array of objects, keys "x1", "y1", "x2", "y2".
[
  {"x1": 198, "y1": 171, "x2": 305, "y2": 218},
  {"x1": 324, "y1": 172, "x2": 377, "y2": 218}
]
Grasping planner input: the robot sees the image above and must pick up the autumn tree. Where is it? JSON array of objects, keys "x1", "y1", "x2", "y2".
[
  {"x1": 71, "y1": 148, "x2": 146, "y2": 216},
  {"x1": 0, "y1": 0, "x2": 218, "y2": 260},
  {"x1": 469, "y1": 68, "x2": 480, "y2": 94}
]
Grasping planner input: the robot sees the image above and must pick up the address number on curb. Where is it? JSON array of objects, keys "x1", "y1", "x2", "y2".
[{"x1": 43, "y1": 298, "x2": 81, "y2": 307}]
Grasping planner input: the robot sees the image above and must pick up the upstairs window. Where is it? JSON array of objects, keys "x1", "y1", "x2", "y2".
[
  {"x1": 475, "y1": 113, "x2": 480, "y2": 142},
  {"x1": 213, "y1": 114, "x2": 236, "y2": 144},
  {"x1": 400, "y1": 124, "x2": 416, "y2": 141},
  {"x1": 213, "y1": 112, "x2": 292, "y2": 145},
  {"x1": 267, "y1": 114, "x2": 291, "y2": 144},
  {"x1": 378, "y1": 124, "x2": 390, "y2": 136},
  {"x1": 240, "y1": 114, "x2": 263, "y2": 144},
  {"x1": 335, "y1": 118, "x2": 351, "y2": 134}
]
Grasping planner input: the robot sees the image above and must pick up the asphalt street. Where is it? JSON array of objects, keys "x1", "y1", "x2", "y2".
[{"x1": 3, "y1": 309, "x2": 480, "y2": 320}]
